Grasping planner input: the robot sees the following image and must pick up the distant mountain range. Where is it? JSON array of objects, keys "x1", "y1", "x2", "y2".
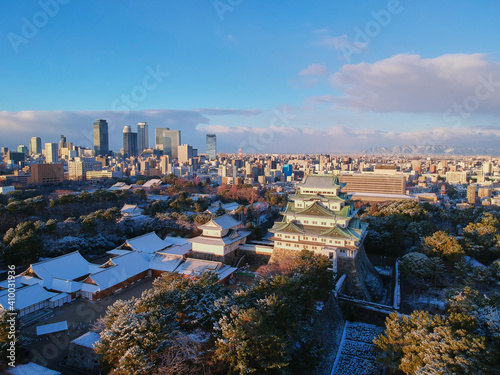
[{"x1": 360, "y1": 145, "x2": 500, "y2": 156}]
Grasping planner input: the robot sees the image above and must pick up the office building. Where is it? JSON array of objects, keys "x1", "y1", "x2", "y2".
[
  {"x1": 483, "y1": 161, "x2": 493, "y2": 176},
  {"x1": 30, "y1": 137, "x2": 42, "y2": 155},
  {"x1": 28, "y1": 164, "x2": 64, "y2": 185},
  {"x1": 59, "y1": 135, "x2": 67, "y2": 150},
  {"x1": 137, "y1": 122, "x2": 149, "y2": 153},
  {"x1": 44, "y1": 143, "x2": 59, "y2": 164},
  {"x1": 93, "y1": 119, "x2": 109, "y2": 156},
  {"x1": 155, "y1": 128, "x2": 181, "y2": 159},
  {"x1": 338, "y1": 174, "x2": 406, "y2": 195},
  {"x1": 446, "y1": 171, "x2": 468, "y2": 184},
  {"x1": 6, "y1": 151, "x2": 25, "y2": 165},
  {"x1": 178, "y1": 144, "x2": 193, "y2": 163},
  {"x1": 68, "y1": 158, "x2": 103, "y2": 181},
  {"x1": 206, "y1": 134, "x2": 217, "y2": 160},
  {"x1": 17, "y1": 145, "x2": 28, "y2": 156},
  {"x1": 123, "y1": 126, "x2": 138, "y2": 157}
]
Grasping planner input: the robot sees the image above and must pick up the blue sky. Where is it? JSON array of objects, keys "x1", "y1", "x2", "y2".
[{"x1": 1, "y1": 0, "x2": 500, "y2": 153}]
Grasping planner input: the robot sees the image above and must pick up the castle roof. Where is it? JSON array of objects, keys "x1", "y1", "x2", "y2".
[
  {"x1": 298, "y1": 174, "x2": 344, "y2": 189},
  {"x1": 269, "y1": 221, "x2": 304, "y2": 234}
]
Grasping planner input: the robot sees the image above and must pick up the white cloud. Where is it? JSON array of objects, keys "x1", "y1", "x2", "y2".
[
  {"x1": 315, "y1": 34, "x2": 368, "y2": 52},
  {"x1": 331, "y1": 53, "x2": 500, "y2": 113},
  {"x1": 299, "y1": 63, "x2": 329, "y2": 76},
  {"x1": 195, "y1": 122, "x2": 500, "y2": 153}
]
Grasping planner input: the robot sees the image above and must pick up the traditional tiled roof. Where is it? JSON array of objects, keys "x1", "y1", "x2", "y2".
[
  {"x1": 188, "y1": 230, "x2": 250, "y2": 246},
  {"x1": 298, "y1": 174, "x2": 342, "y2": 189},
  {"x1": 25, "y1": 252, "x2": 99, "y2": 289},
  {"x1": 121, "y1": 232, "x2": 170, "y2": 254},
  {"x1": 269, "y1": 221, "x2": 304, "y2": 234},
  {"x1": 294, "y1": 201, "x2": 337, "y2": 217},
  {"x1": 197, "y1": 214, "x2": 241, "y2": 231},
  {"x1": 320, "y1": 225, "x2": 353, "y2": 239},
  {"x1": 0, "y1": 284, "x2": 57, "y2": 311}
]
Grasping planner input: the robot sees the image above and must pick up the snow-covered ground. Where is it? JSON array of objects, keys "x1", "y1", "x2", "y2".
[{"x1": 331, "y1": 321, "x2": 385, "y2": 375}]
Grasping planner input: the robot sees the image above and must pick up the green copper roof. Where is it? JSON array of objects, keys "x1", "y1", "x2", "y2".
[{"x1": 270, "y1": 220, "x2": 304, "y2": 234}]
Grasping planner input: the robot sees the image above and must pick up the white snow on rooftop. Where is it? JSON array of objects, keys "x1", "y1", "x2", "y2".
[
  {"x1": 0, "y1": 284, "x2": 57, "y2": 311},
  {"x1": 71, "y1": 331, "x2": 101, "y2": 348},
  {"x1": 142, "y1": 179, "x2": 162, "y2": 188},
  {"x1": 7, "y1": 362, "x2": 61, "y2": 375},
  {"x1": 36, "y1": 321, "x2": 68, "y2": 336},
  {"x1": 123, "y1": 232, "x2": 169, "y2": 253},
  {"x1": 29, "y1": 251, "x2": 98, "y2": 283}
]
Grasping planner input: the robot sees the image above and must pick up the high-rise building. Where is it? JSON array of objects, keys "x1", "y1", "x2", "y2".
[
  {"x1": 155, "y1": 128, "x2": 181, "y2": 159},
  {"x1": 59, "y1": 135, "x2": 67, "y2": 150},
  {"x1": 467, "y1": 185, "x2": 477, "y2": 205},
  {"x1": 44, "y1": 143, "x2": 59, "y2": 164},
  {"x1": 206, "y1": 134, "x2": 217, "y2": 160},
  {"x1": 483, "y1": 161, "x2": 493, "y2": 176},
  {"x1": 123, "y1": 126, "x2": 138, "y2": 157},
  {"x1": 93, "y1": 119, "x2": 109, "y2": 156},
  {"x1": 178, "y1": 144, "x2": 193, "y2": 163},
  {"x1": 30, "y1": 137, "x2": 42, "y2": 155},
  {"x1": 137, "y1": 122, "x2": 149, "y2": 153},
  {"x1": 17, "y1": 145, "x2": 28, "y2": 156}
]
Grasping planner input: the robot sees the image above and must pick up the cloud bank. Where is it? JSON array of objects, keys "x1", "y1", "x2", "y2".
[{"x1": 329, "y1": 53, "x2": 500, "y2": 113}]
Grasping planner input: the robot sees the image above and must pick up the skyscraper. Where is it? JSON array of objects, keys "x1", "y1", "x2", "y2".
[
  {"x1": 178, "y1": 144, "x2": 193, "y2": 163},
  {"x1": 44, "y1": 143, "x2": 59, "y2": 163},
  {"x1": 59, "y1": 135, "x2": 67, "y2": 150},
  {"x1": 123, "y1": 126, "x2": 138, "y2": 157},
  {"x1": 93, "y1": 119, "x2": 109, "y2": 156},
  {"x1": 206, "y1": 134, "x2": 217, "y2": 160},
  {"x1": 155, "y1": 128, "x2": 181, "y2": 159},
  {"x1": 137, "y1": 122, "x2": 149, "y2": 153},
  {"x1": 17, "y1": 145, "x2": 28, "y2": 156},
  {"x1": 30, "y1": 137, "x2": 42, "y2": 155}
]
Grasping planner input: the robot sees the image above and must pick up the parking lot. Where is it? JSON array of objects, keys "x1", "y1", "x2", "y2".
[{"x1": 21, "y1": 277, "x2": 155, "y2": 374}]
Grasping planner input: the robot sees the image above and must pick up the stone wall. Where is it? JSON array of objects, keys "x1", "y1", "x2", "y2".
[
  {"x1": 314, "y1": 293, "x2": 346, "y2": 375},
  {"x1": 189, "y1": 250, "x2": 238, "y2": 265},
  {"x1": 65, "y1": 342, "x2": 101, "y2": 374},
  {"x1": 236, "y1": 249, "x2": 271, "y2": 266},
  {"x1": 337, "y1": 245, "x2": 384, "y2": 302}
]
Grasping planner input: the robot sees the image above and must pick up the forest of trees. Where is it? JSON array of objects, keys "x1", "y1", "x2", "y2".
[{"x1": 93, "y1": 250, "x2": 333, "y2": 375}]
